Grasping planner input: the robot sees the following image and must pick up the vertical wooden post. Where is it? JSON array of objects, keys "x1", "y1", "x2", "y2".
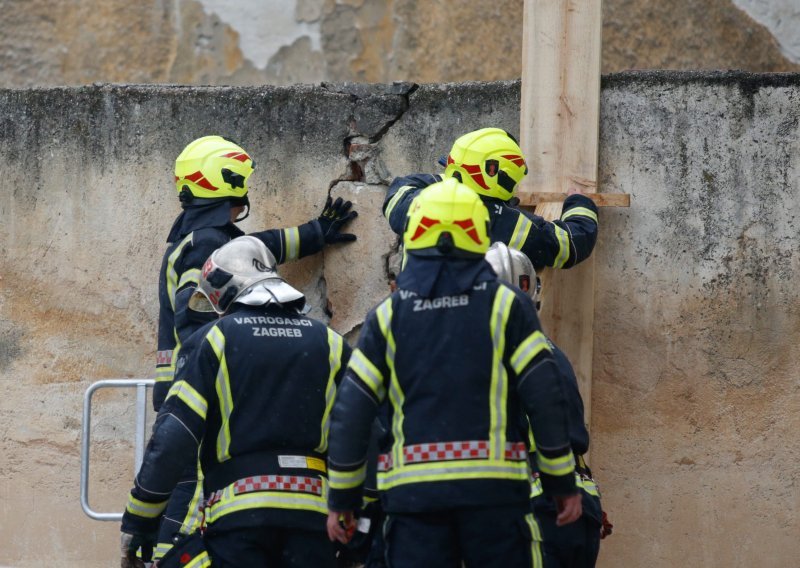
[{"x1": 518, "y1": 0, "x2": 603, "y2": 430}]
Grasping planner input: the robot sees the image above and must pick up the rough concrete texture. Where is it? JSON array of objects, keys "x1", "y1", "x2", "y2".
[
  {"x1": 2, "y1": 0, "x2": 800, "y2": 89},
  {"x1": 0, "y1": 82, "x2": 412, "y2": 565},
  {"x1": 2, "y1": 75, "x2": 800, "y2": 566}
]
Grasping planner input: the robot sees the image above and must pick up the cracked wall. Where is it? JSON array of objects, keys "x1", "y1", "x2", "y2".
[
  {"x1": 2, "y1": 76, "x2": 800, "y2": 566},
  {"x1": 2, "y1": 0, "x2": 800, "y2": 89}
]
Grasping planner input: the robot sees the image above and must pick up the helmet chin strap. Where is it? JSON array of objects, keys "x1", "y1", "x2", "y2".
[{"x1": 234, "y1": 203, "x2": 250, "y2": 223}]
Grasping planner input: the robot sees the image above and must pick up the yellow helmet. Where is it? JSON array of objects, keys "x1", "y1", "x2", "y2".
[
  {"x1": 174, "y1": 136, "x2": 255, "y2": 200},
  {"x1": 443, "y1": 128, "x2": 528, "y2": 201},
  {"x1": 404, "y1": 177, "x2": 490, "y2": 257}
]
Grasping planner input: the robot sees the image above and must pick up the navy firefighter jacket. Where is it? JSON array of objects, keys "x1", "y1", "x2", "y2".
[
  {"x1": 154, "y1": 209, "x2": 326, "y2": 410},
  {"x1": 326, "y1": 257, "x2": 577, "y2": 515},
  {"x1": 531, "y1": 341, "x2": 603, "y2": 524},
  {"x1": 123, "y1": 303, "x2": 351, "y2": 536},
  {"x1": 383, "y1": 173, "x2": 599, "y2": 271}
]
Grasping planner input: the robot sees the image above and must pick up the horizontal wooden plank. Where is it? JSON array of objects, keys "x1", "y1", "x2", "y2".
[{"x1": 517, "y1": 192, "x2": 630, "y2": 208}]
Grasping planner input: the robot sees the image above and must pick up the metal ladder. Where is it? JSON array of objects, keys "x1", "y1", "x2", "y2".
[{"x1": 80, "y1": 379, "x2": 154, "y2": 521}]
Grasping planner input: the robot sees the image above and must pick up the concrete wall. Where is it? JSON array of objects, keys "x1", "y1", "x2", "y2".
[
  {"x1": 1, "y1": 74, "x2": 799, "y2": 565},
  {"x1": 1, "y1": 0, "x2": 800, "y2": 90}
]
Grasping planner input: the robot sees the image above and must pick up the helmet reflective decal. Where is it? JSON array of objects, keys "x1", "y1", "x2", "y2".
[
  {"x1": 452, "y1": 218, "x2": 484, "y2": 245},
  {"x1": 184, "y1": 170, "x2": 219, "y2": 191},
  {"x1": 410, "y1": 216, "x2": 442, "y2": 241},
  {"x1": 501, "y1": 154, "x2": 527, "y2": 168},
  {"x1": 461, "y1": 164, "x2": 490, "y2": 190},
  {"x1": 221, "y1": 151, "x2": 251, "y2": 162}
]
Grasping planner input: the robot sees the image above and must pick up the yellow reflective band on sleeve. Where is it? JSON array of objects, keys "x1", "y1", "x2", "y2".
[
  {"x1": 377, "y1": 459, "x2": 529, "y2": 491},
  {"x1": 153, "y1": 542, "x2": 173, "y2": 560},
  {"x1": 329, "y1": 463, "x2": 367, "y2": 490},
  {"x1": 166, "y1": 234, "x2": 194, "y2": 311},
  {"x1": 166, "y1": 380, "x2": 208, "y2": 420},
  {"x1": 509, "y1": 214, "x2": 533, "y2": 251},
  {"x1": 551, "y1": 224, "x2": 570, "y2": 268},
  {"x1": 376, "y1": 299, "x2": 406, "y2": 470},
  {"x1": 316, "y1": 329, "x2": 344, "y2": 453},
  {"x1": 561, "y1": 206, "x2": 598, "y2": 224},
  {"x1": 384, "y1": 185, "x2": 415, "y2": 220},
  {"x1": 125, "y1": 495, "x2": 168, "y2": 519},
  {"x1": 180, "y1": 474, "x2": 205, "y2": 535},
  {"x1": 206, "y1": 326, "x2": 233, "y2": 462},
  {"x1": 155, "y1": 366, "x2": 174, "y2": 383},
  {"x1": 349, "y1": 349, "x2": 386, "y2": 401},
  {"x1": 489, "y1": 287, "x2": 515, "y2": 461},
  {"x1": 537, "y1": 452, "x2": 576, "y2": 477},
  {"x1": 511, "y1": 331, "x2": 552, "y2": 375},
  {"x1": 178, "y1": 268, "x2": 202, "y2": 290},
  {"x1": 284, "y1": 227, "x2": 301, "y2": 261}
]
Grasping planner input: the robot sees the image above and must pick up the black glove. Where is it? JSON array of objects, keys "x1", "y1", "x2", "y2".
[
  {"x1": 121, "y1": 531, "x2": 156, "y2": 567},
  {"x1": 318, "y1": 196, "x2": 358, "y2": 243}
]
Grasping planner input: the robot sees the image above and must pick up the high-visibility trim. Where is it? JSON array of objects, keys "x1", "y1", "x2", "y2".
[
  {"x1": 489, "y1": 286, "x2": 515, "y2": 460},
  {"x1": 180, "y1": 473, "x2": 205, "y2": 535},
  {"x1": 153, "y1": 542, "x2": 172, "y2": 560},
  {"x1": 329, "y1": 464, "x2": 367, "y2": 490},
  {"x1": 125, "y1": 495, "x2": 168, "y2": 519},
  {"x1": 166, "y1": 234, "x2": 194, "y2": 311},
  {"x1": 155, "y1": 366, "x2": 174, "y2": 383},
  {"x1": 577, "y1": 474, "x2": 601, "y2": 497},
  {"x1": 551, "y1": 224, "x2": 570, "y2": 268},
  {"x1": 156, "y1": 350, "x2": 174, "y2": 366},
  {"x1": 511, "y1": 331, "x2": 551, "y2": 375},
  {"x1": 178, "y1": 268, "x2": 202, "y2": 290},
  {"x1": 284, "y1": 226, "x2": 300, "y2": 261},
  {"x1": 537, "y1": 452, "x2": 576, "y2": 477},
  {"x1": 530, "y1": 474, "x2": 543, "y2": 498},
  {"x1": 509, "y1": 214, "x2": 533, "y2": 250},
  {"x1": 207, "y1": 475, "x2": 324, "y2": 504},
  {"x1": 526, "y1": 513, "x2": 543, "y2": 568},
  {"x1": 184, "y1": 551, "x2": 212, "y2": 568},
  {"x1": 206, "y1": 326, "x2": 233, "y2": 462},
  {"x1": 317, "y1": 329, "x2": 344, "y2": 453},
  {"x1": 377, "y1": 459, "x2": 529, "y2": 490},
  {"x1": 349, "y1": 349, "x2": 386, "y2": 401},
  {"x1": 384, "y1": 185, "x2": 415, "y2": 220},
  {"x1": 167, "y1": 380, "x2": 208, "y2": 420},
  {"x1": 204, "y1": 481, "x2": 327, "y2": 525},
  {"x1": 378, "y1": 441, "x2": 527, "y2": 470},
  {"x1": 375, "y1": 299, "x2": 406, "y2": 471},
  {"x1": 561, "y1": 206, "x2": 598, "y2": 224}
]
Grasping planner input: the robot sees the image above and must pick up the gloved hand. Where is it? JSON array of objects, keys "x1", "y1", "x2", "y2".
[
  {"x1": 318, "y1": 196, "x2": 358, "y2": 243},
  {"x1": 121, "y1": 532, "x2": 155, "y2": 568}
]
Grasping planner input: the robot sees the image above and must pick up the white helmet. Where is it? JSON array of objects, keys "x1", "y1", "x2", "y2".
[
  {"x1": 485, "y1": 242, "x2": 541, "y2": 311},
  {"x1": 189, "y1": 236, "x2": 305, "y2": 315}
]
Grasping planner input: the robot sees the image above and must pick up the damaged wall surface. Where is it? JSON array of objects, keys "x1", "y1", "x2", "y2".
[
  {"x1": 1, "y1": 0, "x2": 799, "y2": 89},
  {"x1": 1, "y1": 74, "x2": 800, "y2": 565}
]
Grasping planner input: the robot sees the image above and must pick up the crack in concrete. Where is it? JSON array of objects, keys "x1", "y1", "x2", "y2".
[{"x1": 315, "y1": 82, "x2": 418, "y2": 328}]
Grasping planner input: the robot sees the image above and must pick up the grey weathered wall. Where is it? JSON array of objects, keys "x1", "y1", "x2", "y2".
[{"x1": 1, "y1": 74, "x2": 799, "y2": 566}]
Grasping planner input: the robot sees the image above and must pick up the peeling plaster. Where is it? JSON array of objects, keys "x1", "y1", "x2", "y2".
[
  {"x1": 733, "y1": 0, "x2": 800, "y2": 63},
  {"x1": 195, "y1": 0, "x2": 322, "y2": 69}
]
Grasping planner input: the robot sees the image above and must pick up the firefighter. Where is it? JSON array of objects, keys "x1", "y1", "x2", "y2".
[
  {"x1": 326, "y1": 178, "x2": 581, "y2": 568},
  {"x1": 121, "y1": 236, "x2": 351, "y2": 567},
  {"x1": 485, "y1": 242, "x2": 609, "y2": 568},
  {"x1": 151, "y1": 135, "x2": 357, "y2": 559},
  {"x1": 382, "y1": 128, "x2": 598, "y2": 272}
]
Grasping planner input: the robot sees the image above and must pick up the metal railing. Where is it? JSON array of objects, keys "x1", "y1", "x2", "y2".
[{"x1": 80, "y1": 378, "x2": 154, "y2": 521}]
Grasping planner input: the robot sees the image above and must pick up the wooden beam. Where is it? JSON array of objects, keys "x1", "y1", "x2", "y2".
[
  {"x1": 517, "y1": 192, "x2": 629, "y2": 208},
  {"x1": 519, "y1": 0, "x2": 603, "y2": 435}
]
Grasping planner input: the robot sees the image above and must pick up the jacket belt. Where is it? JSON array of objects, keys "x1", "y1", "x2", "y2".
[{"x1": 204, "y1": 449, "x2": 327, "y2": 494}]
